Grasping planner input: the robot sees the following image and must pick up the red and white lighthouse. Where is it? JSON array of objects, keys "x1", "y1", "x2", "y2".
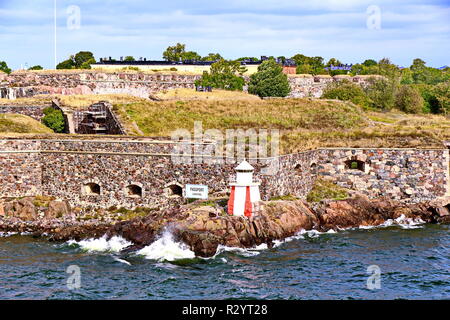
[{"x1": 227, "y1": 161, "x2": 261, "y2": 217}]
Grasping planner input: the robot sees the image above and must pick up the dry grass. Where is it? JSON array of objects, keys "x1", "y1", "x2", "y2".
[
  {"x1": 153, "y1": 88, "x2": 261, "y2": 101},
  {"x1": 0, "y1": 114, "x2": 53, "y2": 134},
  {"x1": 111, "y1": 97, "x2": 450, "y2": 153},
  {"x1": 55, "y1": 94, "x2": 144, "y2": 110},
  {"x1": 0, "y1": 96, "x2": 53, "y2": 106}
]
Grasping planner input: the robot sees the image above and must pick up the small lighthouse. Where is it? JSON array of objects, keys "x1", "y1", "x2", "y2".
[{"x1": 227, "y1": 160, "x2": 261, "y2": 217}]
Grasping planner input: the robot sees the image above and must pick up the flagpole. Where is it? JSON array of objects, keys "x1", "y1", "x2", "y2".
[{"x1": 54, "y1": 0, "x2": 57, "y2": 69}]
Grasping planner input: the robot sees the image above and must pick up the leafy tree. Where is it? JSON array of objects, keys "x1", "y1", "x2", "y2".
[
  {"x1": 42, "y1": 107, "x2": 65, "y2": 133},
  {"x1": 413, "y1": 84, "x2": 439, "y2": 113},
  {"x1": 181, "y1": 51, "x2": 201, "y2": 61},
  {"x1": 364, "y1": 77, "x2": 397, "y2": 110},
  {"x1": 0, "y1": 61, "x2": 12, "y2": 74},
  {"x1": 80, "y1": 58, "x2": 96, "y2": 69},
  {"x1": 163, "y1": 43, "x2": 186, "y2": 62},
  {"x1": 395, "y1": 85, "x2": 424, "y2": 113},
  {"x1": 400, "y1": 68, "x2": 414, "y2": 84},
  {"x1": 74, "y1": 51, "x2": 95, "y2": 68},
  {"x1": 56, "y1": 51, "x2": 95, "y2": 69},
  {"x1": 296, "y1": 64, "x2": 313, "y2": 74},
  {"x1": 291, "y1": 54, "x2": 326, "y2": 75},
  {"x1": 326, "y1": 58, "x2": 342, "y2": 67},
  {"x1": 28, "y1": 65, "x2": 43, "y2": 70},
  {"x1": 433, "y1": 82, "x2": 450, "y2": 114},
  {"x1": 195, "y1": 59, "x2": 246, "y2": 91},
  {"x1": 236, "y1": 57, "x2": 259, "y2": 62},
  {"x1": 124, "y1": 56, "x2": 135, "y2": 61},
  {"x1": 201, "y1": 53, "x2": 223, "y2": 61},
  {"x1": 248, "y1": 59, "x2": 290, "y2": 97},
  {"x1": 56, "y1": 58, "x2": 75, "y2": 69},
  {"x1": 321, "y1": 80, "x2": 369, "y2": 107},
  {"x1": 362, "y1": 59, "x2": 377, "y2": 67}
]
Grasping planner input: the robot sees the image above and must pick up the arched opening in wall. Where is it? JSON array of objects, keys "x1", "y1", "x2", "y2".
[
  {"x1": 126, "y1": 184, "x2": 142, "y2": 197},
  {"x1": 294, "y1": 163, "x2": 302, "y2": 175},
  {"x1": 310, "y1": 163, "x2": 318, "y2": 174},
  {"x1": 165, "y1": 184, "x2": 183, "y2": 198},
  {"x1": 345, "y1": 159, "x2": 365, "y2": 172},
  {"x1": 83, "y1": 183, "x2": 101, "y2": 195}
]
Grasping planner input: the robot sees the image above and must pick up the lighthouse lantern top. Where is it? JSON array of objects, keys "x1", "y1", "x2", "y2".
[{"x1": 235, "y1": 160, "x2": 254, "y2": 172}]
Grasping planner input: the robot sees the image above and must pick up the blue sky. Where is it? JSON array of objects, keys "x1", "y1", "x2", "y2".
[{"x1": 0, "y1": 0, "x2": 449, "y2": 70}]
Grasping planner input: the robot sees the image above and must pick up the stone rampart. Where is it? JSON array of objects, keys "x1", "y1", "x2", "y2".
[{"x1": 0, "y1": 138, "x2": 447, "y2": 209}]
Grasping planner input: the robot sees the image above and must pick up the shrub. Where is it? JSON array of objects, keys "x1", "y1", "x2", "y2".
[
  {"x1": 0, "y1": 61, "x2": 12, "y2": 74},
  {"x1": 248, "y1": 59, "x2": 290, "y2": 97},
  {"x1": 395, "y1": 85, "x2": 424, "y2": 114},
  {"x1": 321, "y1": 80, "x2": 369, "y2": 107},
  {"x1": 195, "y1": 59, "x2": 246, "y2": 91},
  {"x1": 28, "y1": 65, "x2": 43, "y2": 70},
  {"x1": 42, "y1": 107, "x2": 65, "y2": 133}
]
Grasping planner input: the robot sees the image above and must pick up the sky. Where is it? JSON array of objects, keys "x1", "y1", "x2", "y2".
[{"x1": 0, "y1": 0, "x2": 449, "y2": 70}]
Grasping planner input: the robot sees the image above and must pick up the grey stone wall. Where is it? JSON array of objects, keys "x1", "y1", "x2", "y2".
[
  {"x1": 316, "y1": 148, "x2": 450, "y2": 202},
  {"x1": 0, "y1": 138, "x2": 447, "y2": 209},
  {"x1": 2, "y1": 71, "x2": 381, "y2": 99}
]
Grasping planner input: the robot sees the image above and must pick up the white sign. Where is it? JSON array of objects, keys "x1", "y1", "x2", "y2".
[{"x1": 185, "y1": 184, "x2": 208, "y2": 199}]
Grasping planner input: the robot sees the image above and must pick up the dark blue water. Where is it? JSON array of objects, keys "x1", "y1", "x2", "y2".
[{"x1": 0, "y1": 224, "x2": 448, "y2": 300}]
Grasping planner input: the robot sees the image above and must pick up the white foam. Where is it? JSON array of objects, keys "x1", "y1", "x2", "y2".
[
  {"x1": 358, "y1": 214, "x2": 425, "y2": 230},
  {"x1": 114, "y1": 257, "x2": 131, "y2": 265},
  {"x1": 67, "y1": 235, "x2": 132, "y2": 253},
  {"x1": 137, "y1": 230, "x2": 195, "y2": 262},
  {"x1": 0, "y1": 232, "x2": 17, "y2": 237}
]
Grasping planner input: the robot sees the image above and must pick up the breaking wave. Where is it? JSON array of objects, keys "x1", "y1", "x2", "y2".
[
  {"x1": 358, "y1": 214, "x2": 425, "y2": 230},
  {"x1": 136, "y1": 230, "x2": 195, "y2": 262},
  {"x1": 67, "y1": 235, "x2": 132, "y2": 253}
]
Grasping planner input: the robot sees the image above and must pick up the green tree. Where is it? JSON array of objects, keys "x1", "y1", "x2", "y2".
[
  {"x1": 326, "y1": 58, "x2": 342, "y2": 67},
  {"x1": 56, "y1": 58, "x2": 75, "y2": 69},
  {"x1": 80, "y1": 58, "x2": 96, "y2": 69},
  {"x1": 248, "y1": 59, "x2": 291, "y2": 97},
  {"x1": 362, "y1": 59, "x2": 377, "y2": 67},
  {"x1": 296, "y1": 64, "x2": 313, "y2": 74},
  {"x1": 56, "y1": 51, "x2": 95, "y2": 69},
  {"x1": 0, "y1": 61, "x2": 12, "y2": 74},
  {"x1": 42, "y1": 107, "x2": 65, "y2": 133},
  {"x1": 181, "y1": 51, "x2": 201, "y2": 61},
  {"x1": 73, "y1": 51, "x2": 95, "y2": 68},
  {"x1": 395, "y1": 85, "x2": 424, "y2": 113},
  {"x1": 28, "y1": 65, "x2": 43, "y2": 70},
  {"x1": 195, "y1": 59, "x2": 246, "y2": 91},
  {"x1": 321, "y1": 80, "x2": 369, "y2": 107},
  {"x1": 201, "y1": 53, "x2": 223, "y2": 61},
  {"x1": 400, "y1": 68, "x2": 414, "y2": 84},
  {"x1": 236, "y1": 57, "x2": 259, "y2": 62},
  {"x1": 433, "y1": 82, "x2": 450, "y2": 114},
  {"x1": 163, "y1": 43, "x2": 186, "y2": 62},
  {"x1": 364, "y1": 77, "x2": 397, "y2": 110},
  {"x1": 124, "y1": 56, "x2": 135, "y2": 61}
]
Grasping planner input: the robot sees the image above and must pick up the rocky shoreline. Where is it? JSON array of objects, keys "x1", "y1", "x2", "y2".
[{"x1": 1, "y1": 195, "x2": 449, "y2": 257}]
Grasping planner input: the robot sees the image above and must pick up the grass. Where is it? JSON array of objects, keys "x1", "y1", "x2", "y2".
[
  {"x1": 0, "y1": 96, "x2": 52, "y2": 106},
  {"x1": 153, "y1": 88, "x2": 261, "y2": 101},
  {"x1": 0, "y1": 114, "x2": 53, "y2": 134},
  {"x1": 112, "y1": 96, "x2": 450, "y2": 153},
  {"x1": 306, "y1": 179, "x2": 350, "y2": 203}
]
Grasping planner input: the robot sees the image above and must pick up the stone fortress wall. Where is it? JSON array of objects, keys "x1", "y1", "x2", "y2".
[
  {"x1": 0, "y1": 138, "x2": 448, "y2": 209},
  {"x1": 0, "y1": 71, "x2": 379, "y2": 99}
]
